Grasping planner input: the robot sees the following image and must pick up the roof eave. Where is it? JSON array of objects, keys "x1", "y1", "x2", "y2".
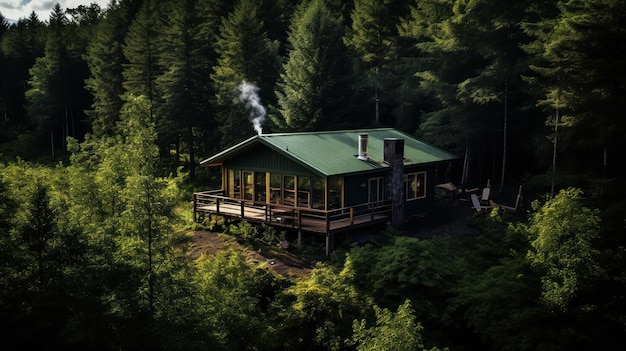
[{"x1": 199, "y1": 135, "x2": 259, "y2": 166}]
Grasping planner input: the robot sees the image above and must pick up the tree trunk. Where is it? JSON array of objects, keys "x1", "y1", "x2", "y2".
[
  {"x1": 550, "y1": 108, "x2": 559, "y2": 198},
  {"x1": 499, "y1": 77, "x2": 508, "y2": 195}
]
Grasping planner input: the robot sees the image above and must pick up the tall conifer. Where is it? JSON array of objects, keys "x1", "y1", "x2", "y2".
[
  {"x1": 273, "y1": 0, "x2": 352, "y2": 131},
  {"x1": 211, "y1": 0, "x2": 279, "y2": 147}
]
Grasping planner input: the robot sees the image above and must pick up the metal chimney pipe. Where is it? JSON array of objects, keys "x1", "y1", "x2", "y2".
[{"x1": 358, "y1": 134, "x2": 368, "y2": 160}]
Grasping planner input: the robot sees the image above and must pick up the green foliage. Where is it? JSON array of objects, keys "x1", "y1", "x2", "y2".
[
  {"x1": 524, "y1": 0, "x2": 626, "y2": 192},
  {"x1": 346, "y1": 236, "x2": 465, "y2": 308},
  {"x1": 526, "y1": 187, "x2": 602, "y2": 310},
  {"x1": 453, "y1": 255, "x2": 560, "y2": 351},
  {"x1": 228, "y1": 220, "x2": 259, "y2": 241},
  {"x1": 273, "y1": 0, "x2": 353, "y2": 131},
  {"x1": 1, "y1": 0, "x2": 626, "y2": 349},
  {"x1": 278, "y1": 262, "x2": 372, "y2": 351},
  {"x1": 211, "y1": 0, "x2": 280, "y2": 146},
  {"x1": 83, "y1": 2, "x2": 128, "y2": 138},
  {"x1": 262, "y1": 225, "x2": 284, "y2": 244},
  {"x1": 122, "y1": 0, "x2": 162, "y2": 115},
  {"x1": 193, "y1": 250, "x2": 281, "y2": 350},
  {"x1": 350, "y1": 299, "x2": 431, "y2": 351}
]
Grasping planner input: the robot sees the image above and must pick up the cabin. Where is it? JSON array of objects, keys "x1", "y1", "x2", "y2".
[{"x1": 193, "y1": 128, "x2": 456, "y2": 255}]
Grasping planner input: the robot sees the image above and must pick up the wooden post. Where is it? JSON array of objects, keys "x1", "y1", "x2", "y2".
[
  {"x1": 349, "y1": 208, "x2": 354, "y2": 225},
  {"x1": 325, "y1": 235, "x2": 330, "y2": 256},
  {"x1": 297, "y1": 209, "x2": 302, "y2": 231},
  {"x1": 216, "y1": 198, "x2": 220, "y2": 215},
  {"x1": 240, "y1": 200, "x2": 244, "y2": 218},
  {"x1": 193, "y1": 193, "x2": 197, "y2": 222},
  {"x1": 326, "y1": 211, "x2": 330, "y2": 234}
]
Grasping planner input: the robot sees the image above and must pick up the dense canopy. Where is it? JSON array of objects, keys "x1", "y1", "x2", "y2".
[{"x1": 0, "y1": 0, "x2": 624, "y2": 350}]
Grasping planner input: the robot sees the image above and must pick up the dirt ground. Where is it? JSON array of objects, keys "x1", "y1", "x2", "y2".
[
  {"x1": 187, "y1": 198, "x2": 484, "y2": 280},
  {"x1": 188, "y1": 230, "x2": 313, "y2": 278}
]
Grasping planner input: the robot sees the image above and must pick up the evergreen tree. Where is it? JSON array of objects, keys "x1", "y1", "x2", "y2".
[
  {"x1": 0, "y1": 13, "x2": 7, "y2": 37},
  {"x1": 26, "y1": 3, "x2": 91, "y2": 157},
  {"x1": 156, "y1": 0, "x2": 226, "y2": 177},
  {"x1": 84, "y1": 1, "x2": 131, "y2": 138},
  {"x1": 407, "y1": 0, "x2": 535, "y2": 188},
  {"x1": 210, "y1": 0, "x2": 279, "y2": 147},
  {"x1": 272, "y1": 0, "x2": 353, "y2": 131},
  {"x1": 400, "y1": 0, "x2": 477, "y2": 185},
  {"x1": 122, "y1": 0, "x2": 163, "y2": 122},
  {"x1": 525, "y1": 0, "x2": 626, "y2": 199},
  {"x1": 345, "y1": 0, "x2": 406, "y2": 126},
  {"x1": 0, "y1": 13, "x2": 44, "y2": 130}
]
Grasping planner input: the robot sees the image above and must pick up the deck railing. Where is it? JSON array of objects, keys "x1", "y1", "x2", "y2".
[{"x1": 193, "y1": 190, "x2": 392, "y2": 235}]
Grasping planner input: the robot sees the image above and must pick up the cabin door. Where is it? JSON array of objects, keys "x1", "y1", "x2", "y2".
[{"x1": 368, "y1": 177, "x2": 384, "y2": 204}]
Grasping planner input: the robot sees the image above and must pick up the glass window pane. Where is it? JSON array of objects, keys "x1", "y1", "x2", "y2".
[
  {"x1": 243, "y1": 171, "x2": 254, "y2": 200},
  {"x1": 270, "y1": 173, "x2": 282, "y2": 204},
  {"x1": 312, "y1": 178, "x2": 325, "y2": 209},
  {"x1": 298, "y1": 176, "x2": 311, "y2": 207},
  {"x1": 328, "y1": 177, "x2": 342, "y2": 209},
  {"x1": 230, "y1": 169, "x2": 241, "y2": 198},
  {"x1": 255, "y1": 172, "x2": 266, "y2": 202}
]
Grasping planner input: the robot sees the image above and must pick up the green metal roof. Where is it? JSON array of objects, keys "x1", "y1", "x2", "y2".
[{"x1": 200, "y1": 128, "x2": 457, "y2": 177}]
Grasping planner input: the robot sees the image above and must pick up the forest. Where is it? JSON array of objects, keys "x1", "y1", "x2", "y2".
[{"x1": 0, "y1": 0, "x2": 625, "y2": 350}]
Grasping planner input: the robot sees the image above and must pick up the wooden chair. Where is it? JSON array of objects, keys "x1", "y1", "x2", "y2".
[
  {"x1": 471, "y1": 193, "x2": 492, "y2": 213},
  {"x1": 479, "y1": 179, "x2": 491, "y2": 204},
  {"x1": 489, "y1": 185, "x2": 523, "y2": 213}
]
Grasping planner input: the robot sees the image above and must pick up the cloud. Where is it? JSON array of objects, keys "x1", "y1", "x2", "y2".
[{"x1": 0, "y1": 0, "x2": 110, "y2": 21}]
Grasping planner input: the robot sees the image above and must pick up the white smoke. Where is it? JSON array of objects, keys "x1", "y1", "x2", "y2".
[{"x1": 237, "y1": 81, "x2": 266, "y2": 135}]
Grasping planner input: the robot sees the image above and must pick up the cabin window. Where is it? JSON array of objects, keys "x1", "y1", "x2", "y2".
[
  {"x1": 270, "y1": 173, "x2": 282, "y2": 204},
  {"x1": 368, "y1": 177, "x2": 384, "y2": 203},
  {"x1": 242, "y1": 171, "x2": 254, "y2": 200},
  {"x1": 228, "y1": 169, "x2": 241, "y2": 198},
  {"x1": 312, "y1": 178, "x2": 325, "y2": 209},
  {"x1": 405, "y1": 172, "x2": 426, "y2": 200},
  {"x1": 255, "y1": 172, "x2": 266, "y2": 202},
  {"x1": 328, "y1": 177, "x2": 343, "y2": 209},
  {"x1": 298, "y1": 176, "x2": 311, "y2": 207}
]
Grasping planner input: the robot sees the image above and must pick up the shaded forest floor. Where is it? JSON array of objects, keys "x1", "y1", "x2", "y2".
[
  {"x1": 189, "y1": 231, "x2": 314, "y2": 279},
  {"x1": 188, "y1": 195, "x2": 493, "y2": 279}
]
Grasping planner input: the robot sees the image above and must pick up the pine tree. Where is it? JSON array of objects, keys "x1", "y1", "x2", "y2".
[
  {"x1": 26, "y1": 4, "x2": 91, "y2": 157},
  {"x1": 0, "y1": 13, "x2": 45, "y2": 129},
  {"x1": 405, "y1": 0, "x2": 534, "y2": 188},
  {"x1": 156, "y1": 0, "x2": 226, "y2": 177},
  {"x1": 84, "y1": 1, "x2": 131, "y2": 138},
  {"x1": 272, "y1": 0, "x2": 353, "y2": 131},
  {"x1": 210, "y1": 0, "x2": 279, "y2": 147},
  {"x1": 525, "y1": 0, "x2": 626, "y2": 197},
  {"x1": 122, "y1": 0, "x2": 163, "y2": 121},
  {"x1": 345, "y1": 0, "x2": 407, "y2": 126}
]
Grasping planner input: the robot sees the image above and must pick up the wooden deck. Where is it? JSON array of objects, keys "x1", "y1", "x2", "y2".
[{"x1": 193, "y1": 190, "x2": 391, "y2": 238}]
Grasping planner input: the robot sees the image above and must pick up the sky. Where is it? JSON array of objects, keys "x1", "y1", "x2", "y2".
[{"x1": 0, "y1": 0, "x2": 111, "y2": 22}]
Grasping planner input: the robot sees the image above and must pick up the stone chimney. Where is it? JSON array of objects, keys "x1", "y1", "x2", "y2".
[{"x1": 384, "y1": 138, "x2": 405, "y2": 227}]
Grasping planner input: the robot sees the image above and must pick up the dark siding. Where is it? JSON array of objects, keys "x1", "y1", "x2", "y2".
[
  {"x1": 226, "y1": 144, "x2": 315, "y2": 176},
  {"x1": 344, "y1": 173, "x2": 373, "y2": 206}
]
